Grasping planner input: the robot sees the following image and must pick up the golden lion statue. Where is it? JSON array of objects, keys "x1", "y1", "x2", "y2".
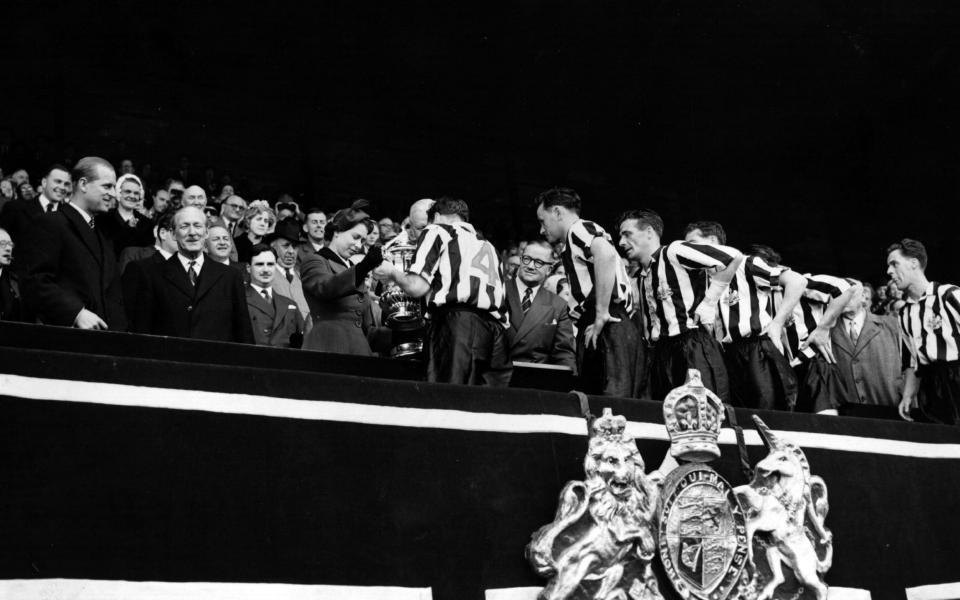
[
  {"x1": 526, "y1": 409, "x2": 662, "y2": 600},
  {"x1": 734, "y1": 416, "x2": 833, "y2": 600}
]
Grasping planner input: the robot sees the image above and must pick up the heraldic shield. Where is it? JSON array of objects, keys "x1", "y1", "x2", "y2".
[{"x1": 659, "y1": 463, "x2": 748, "y2": 600}]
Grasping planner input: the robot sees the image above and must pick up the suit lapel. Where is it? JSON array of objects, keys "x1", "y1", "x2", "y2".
[
  {"x1": 61, "y1": 204, "x2": 103, "y2": 266},
  {"x1": 194, "y1": 260, "x2": 226, "y2": 303},
  {"x1": 853, "y1": 315, "x2": 881, "y2": 355},
  {"x1": 246, "y1": 286, "x2": 276, "y2": 319},
  {"x1": 833, "y1": 322, "x2": 855, "y2": 356},
  {"x1": 270, "y1": 295, "x2": 288, "y2": 331},
  {"x1": 514, "y1": 288, "x2": 551, "y2": 344},
  {"x1": 505, "y1": 280, "x2": 522, "y2": 332},
  {"x1": 162, "y1": 256, "x2": 196, "y2": 299}
]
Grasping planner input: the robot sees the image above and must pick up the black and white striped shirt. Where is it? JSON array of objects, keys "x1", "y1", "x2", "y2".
[
  {"x1": 718, "y1": 256, "x2": 786, "y2": 343},
  {"x1": 638, "y1": 241, "x2": 740, "y2": 342},
  {"x1": 407, "y1": 222, "x2": 507, "y2": 323},
  {"x1": 784, "y1": 274, "x2": 852, "y2": 361},
  {"x1": 560, "y1": 219, "x2": 634, "y2": 320},
  {"x1": 898, "y1": 281, "x2": 960, "y2": 367}
]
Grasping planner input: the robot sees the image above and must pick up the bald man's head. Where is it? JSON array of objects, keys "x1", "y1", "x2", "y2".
[
  {"x1": 182, "y1": 185, "x2": 208, "y2": 208},
  {"x1": 408, "y1": 198, "x2": 435, "y2": 241}
]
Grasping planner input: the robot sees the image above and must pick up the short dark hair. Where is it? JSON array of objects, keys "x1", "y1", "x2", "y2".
[
  {"x1": 71, "y1": 157, "x2": 114, "y2": 186},
  {"x1": 887, "y1": 238, "x2": 928, "y2": 270},
  {"x1": 684, "y1": 220, "x2": 727, "y2": 245},
  {"x1": 428, "y1": 196, "x2": 470, "y2": 222},
  {"x1": 250, "y1": 243, "x2": 278, "y2": 260},
  {"x1": 305, "y1": 206, "x2": 326, "y2": 218},
  {"x1": 749, "y1": 244, "x2": 782, "y2": 266},
  {"x1": 155, "y1": 209, "x2": 177, "y2": 234},
  {"x1": 534, "y1": 187, "x2": 581, "y2": 214},
  {"x1": 44, "y1": 163, "x2": 71, "y2": 180},
  {"x1": 616, "y1": 209, "x2": 664, "y2": 238}
]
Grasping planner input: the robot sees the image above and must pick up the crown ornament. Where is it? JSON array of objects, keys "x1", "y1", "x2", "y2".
[{"x1": 662, "y1": 369, "x2": 724, "y2": 462}]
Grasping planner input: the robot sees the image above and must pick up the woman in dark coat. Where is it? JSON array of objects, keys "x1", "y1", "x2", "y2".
[{"x1": 300, "y1": 200, "x2": 384, "y2": 355}]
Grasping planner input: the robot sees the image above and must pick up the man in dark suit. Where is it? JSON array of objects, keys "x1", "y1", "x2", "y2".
[
  {"x1": 505, "y1": 240, "x2": 576, "y2": 371},
  {"x1": 0, "y1": 164, "x2": 72, "y2": 244},
  {"x1": 0, "y1": 227, "x2": 23, "y2": 322},
  {"x1": 246, "y1": 244, "x2": 304, "y2": 348},
  {"x1": 121, "y1": 210, "x2": 178, "y2": 324},
  {"x1": 19, "y1": 157, "x2": 126, "y2": 330},
  {"x1": 831, "y1": 281, "x2": 904, "y2": 409},
  {"x1": 131, "y1": 206, "x2": 253, "y2": 343}
]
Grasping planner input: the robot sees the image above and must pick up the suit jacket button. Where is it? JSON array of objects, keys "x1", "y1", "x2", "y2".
[
  {"x1": 355, "y1": 319, "x2": 362, "y2": 327},
  {"x1": 186, "y1": 305, "x2": 193, "y2": 311},
  {"x1": 355, "y1": 309, "x2": 363, "y2": 315}
]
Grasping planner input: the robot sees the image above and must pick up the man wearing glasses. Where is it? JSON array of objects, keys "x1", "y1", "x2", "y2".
[{"x1": 505, "y1": 240, "x2": 576, "y2": 371}]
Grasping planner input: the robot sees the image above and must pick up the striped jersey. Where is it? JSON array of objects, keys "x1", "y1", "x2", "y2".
[
  {"x1": 718, "y1": 256, "x2": 786, "y2": 343},
  {"x1": 784, "y1": 274, "x2": 852, "y2": 361},
  {"x1": 897, "y1": 281, "x2": 960, "y2": 366},
  {"x1": 406, "y1": 222, "x2": 507, "y2": 323},
  {"x1": 560, "y1": 219, "x2": 634, "y2": 320},
  {"x1": 638, "y1": 241, "x2": 740, "y2": 342}
]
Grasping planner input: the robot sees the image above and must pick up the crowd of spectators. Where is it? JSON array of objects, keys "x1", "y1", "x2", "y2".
[{"x1": 1, "y1": 158, "x2": 958, "y2": 426}]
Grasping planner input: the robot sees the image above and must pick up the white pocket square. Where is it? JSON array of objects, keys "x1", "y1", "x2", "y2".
[
  {"x1": 549, "y1": 318, "x2": 558, "y2": 325},
  {"x1": 288, "y1": 304, "x2": 298, "y2": 310}
]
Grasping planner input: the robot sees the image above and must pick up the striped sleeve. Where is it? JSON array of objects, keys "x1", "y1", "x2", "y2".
[
  {"x1": 745, "y1": 256, "x2": 784, "y2": 289},
  {"x1": 898, "y1": 306, "x2": 918, "y2": 371},
  {"x1": 406, "y1": 225, "x2": 447, "y2": 285},
  {"x1": 670, "y1": 241, "x2": 739, "y2": 271},
  {"x1": 568, "y1": 220, "x2": 606, "y2": 259},
  {"x1": 943, "y1": 285, "x2": 960, "y2": 324},
  {"x1": 802, "y1": 274, "x2": 850, "y2": 304}
]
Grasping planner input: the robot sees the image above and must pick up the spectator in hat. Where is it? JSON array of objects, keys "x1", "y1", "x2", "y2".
[
  {"x1": 99, "y1": 173, "x2": 155, "y2": 257},
  {"x1": 267, "y1": 217, "x2": 310, "y2": 322}
]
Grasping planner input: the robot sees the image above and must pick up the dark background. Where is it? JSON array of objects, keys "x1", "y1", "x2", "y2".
[{"x1": 4, "y1": 0, "x2": 960, "y2": 284}]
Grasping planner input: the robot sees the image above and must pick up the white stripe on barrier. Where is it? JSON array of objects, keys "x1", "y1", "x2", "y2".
[
  {"x1": 485, "y1": 587, "x2": 872, "y2": 600},
  {"x1": 906, "y1": 582, "x2": 960, "y2": 600},
  {"x1": 0, "y1": 579, "x2": 433, "y2": 600},
  {"x1": 3, "y1": 373, "x2": 960, "y2": 459}
]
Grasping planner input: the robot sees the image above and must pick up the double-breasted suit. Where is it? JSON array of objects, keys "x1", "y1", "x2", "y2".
[
  {"x1": 245, "y1": 286, "x2": 305, "y2": 348},
  {"x1": 505, "y1": 278, "x2": 577, "y2": 371},
  {"x1": 131, "y1": 254, "x2": 254, "y2": 343},
  {"x1": 19, "y1": 203, "x2": 127, "y2": 330},
  {"x1": 830, "y1": 312, "x2": 904, "y2": 406}
]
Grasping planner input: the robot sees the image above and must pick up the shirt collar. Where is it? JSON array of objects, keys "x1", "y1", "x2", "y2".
[
  {"x1": 906, "y1": 281, "x2": 936, "y2": 304},
  {"x1": 251, "y1": 283, "x2": 271, "y2": 297},
  {"x1": 154, "y1": 246, "x2": 174, "y2": 260},
  {"x1": 39, "y1": 195, "x2": 55, "y2": 211},
  {"x1": 69, "y1": 202, "x2": 93, "y2": 225},
  {"x1": 177, "y1": 252, "x2": 204, "y2": 272},
  {"x1": 844, "y1": 309, "x2": 866, "y2": 330},
  {"x1": 515, "y1": 278, "x2": 541, "y2": 299}
]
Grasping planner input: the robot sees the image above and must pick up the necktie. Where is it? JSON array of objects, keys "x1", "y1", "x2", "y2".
[
  {"x1": 88, "y1": 217, "x2": 96, "y2": 230},
  {"x1": 261, "y1": 288, "x2": 270, "y2": 302},
  {"x1": 45, "y1": 203, "x2": 54, "y2": 213},
  {"x1": 848, "y1": 320, "x2": 858, "y2": 344},
  {"x1": 188, "y1": 261, "x2": 197, "y2": 286},
  {"x1": 521, "y1": 287, "x2": 533, "y2": 313},
  {"x1": 286, "y1": 268, "x2": 294, "y2": 283}
]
